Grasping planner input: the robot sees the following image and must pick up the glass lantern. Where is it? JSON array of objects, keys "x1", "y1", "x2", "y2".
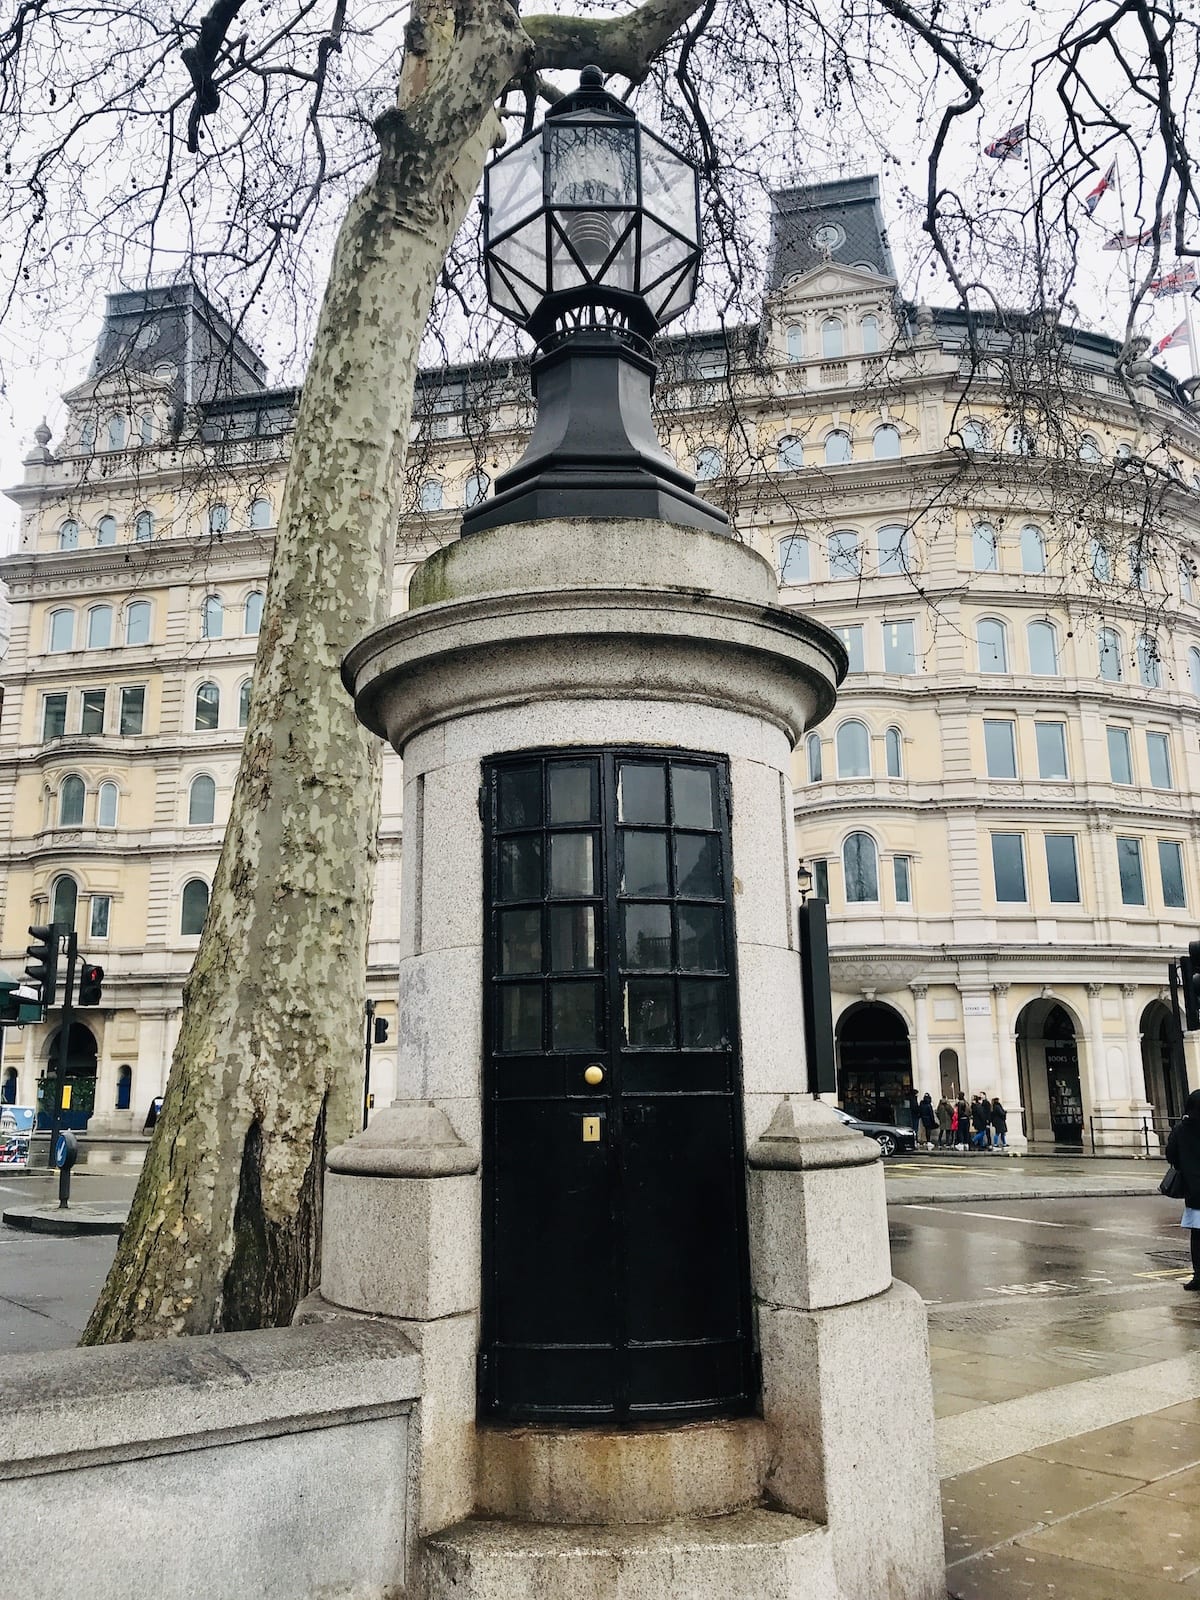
[{"x1": 484, "y1": 66, "x2": 702, "y2": 345}]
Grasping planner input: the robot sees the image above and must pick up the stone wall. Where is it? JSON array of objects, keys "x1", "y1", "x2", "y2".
[{"x1": 0, "y1": 1319, "x2": 419, "y2": 1600}]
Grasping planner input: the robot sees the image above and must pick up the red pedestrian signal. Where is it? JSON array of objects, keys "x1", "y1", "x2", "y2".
[{"x1": 78, "y1": 964, "x2": 105, "y2": 1007}]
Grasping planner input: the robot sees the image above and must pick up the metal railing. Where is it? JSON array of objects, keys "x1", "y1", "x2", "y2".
[{"x1": 1087, "y1": 1113, "x2": 1180, "y2": 1157}]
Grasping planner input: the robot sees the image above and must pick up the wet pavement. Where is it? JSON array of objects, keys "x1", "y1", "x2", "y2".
[{"x1": 885, "y1": 1150, "x2": 1166, "y2": 1205}]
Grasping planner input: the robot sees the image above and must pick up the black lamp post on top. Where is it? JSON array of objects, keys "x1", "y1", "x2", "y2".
[{"x1": 461, "y1": 66, "x2": 730, "y2": 537}]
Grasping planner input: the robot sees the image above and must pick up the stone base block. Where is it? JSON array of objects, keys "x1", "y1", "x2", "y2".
[
  {"x1": 476, "y1": 1418, "x2": 768, "y2": 1523},
  {"x1": 424, "y1": 1509, "x2": 838, "y2": 1600},
  {"x1": 759, "y1": 1281, "x2": 944, "y2": 1600}
]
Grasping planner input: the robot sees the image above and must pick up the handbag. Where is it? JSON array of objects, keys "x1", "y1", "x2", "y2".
[{"x1": 1160, "y1": 1165, "x2": 1187, "y2": 1201}]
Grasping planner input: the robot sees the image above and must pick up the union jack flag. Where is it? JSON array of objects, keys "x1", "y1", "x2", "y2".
[
  {"x1": 1148, "y1": 263, "x2": 1197, "y2": 299},
  {"x1": 1152, "y1": 322, "x2": 1187, "y2": 357},
  {"x1": 984, "y1": 123, "x2": 1027, "y2": 160},
  {"x1": 1102, "y1": 221, "x2": 1159, "y2": 251},
  {"x1": 1083, "y1": 162, "x2": 1116, "y2": 216}
]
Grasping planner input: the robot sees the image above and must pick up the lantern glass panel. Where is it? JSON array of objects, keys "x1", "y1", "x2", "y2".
[
  {"x1": 488, "y1": 136, "x2": 546, "y2": 237},
  {"x1": 653, "y1": 262, "x2": 699, "y2": 323},
  {"x1": 547, "y1": 122, "x2": 638, "y2": 210},
  {"x1": 640, "y1": 216, "x2": 694, "y2": 294},
  {"x1": 550, "y1": 208, "x2": 636, "y2": 292},
  {"x1": 641, "y1": 132, "x2": 699, "y2": 244}
]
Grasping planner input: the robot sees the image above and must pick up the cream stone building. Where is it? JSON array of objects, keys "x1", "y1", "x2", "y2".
[{"x1": 3, "y1": 178, "x2": 1199, "y2": 1149}]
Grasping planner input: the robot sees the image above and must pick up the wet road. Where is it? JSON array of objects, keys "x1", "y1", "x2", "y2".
[{"x1": 891, "y1": 1195, "x2": 1200, "y2": 1418}]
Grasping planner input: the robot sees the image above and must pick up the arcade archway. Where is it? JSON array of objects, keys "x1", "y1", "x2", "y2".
[
  {"x1": 1015, "y1": 1000, "x2": 1083, "y2": 1146},
  {"x1": 837, "y1": 1001, "x2": 914, "y2": 1125},
  {"x1": 38, "y1": 1022, "x2": 98, "y2": 1130},
  {"x1": 1141, "y1": 1001, "x2": 1187, "y2": 1127}
]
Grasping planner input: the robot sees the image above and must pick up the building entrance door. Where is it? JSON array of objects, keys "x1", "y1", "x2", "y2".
[
  {"x1": 480, "y1": 748, "x2": 754, "y2": 1425},
  {"x1": 1044, "y1": 1005, "x2": 1083, "y2": 1145}
]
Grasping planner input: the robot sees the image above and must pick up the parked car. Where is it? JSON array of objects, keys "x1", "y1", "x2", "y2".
[{"x1": 832, "y1": 1107, "x2": 917, "y2": 1157}]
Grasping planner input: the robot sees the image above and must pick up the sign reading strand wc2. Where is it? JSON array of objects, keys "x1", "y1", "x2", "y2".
[
  {"x1": 1, "y1": 1106, "x2": 36, "y2": 1170},
  {"x1": 962, "y1": 996, "x2": 993, "y2": 1017}
]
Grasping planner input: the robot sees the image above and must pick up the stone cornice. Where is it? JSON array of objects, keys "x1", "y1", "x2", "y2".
[{"x1": 0, "y1": 528, "x2": 274, "y2": 589}]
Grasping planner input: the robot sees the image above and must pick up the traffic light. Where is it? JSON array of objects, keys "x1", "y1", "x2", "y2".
[
  {"x1": 25, "y1": 925, "x2": 58, "y2": 1007},
  {"x1": 1185, "y1": 944, "x2": 1200, "y2": 1032},
  {"x1": 77, "y1": 964, "x2": 105, "y2": 1007},
  {"x1": 373, "y1": 1015, "x2": 390, "y2": 1045}
]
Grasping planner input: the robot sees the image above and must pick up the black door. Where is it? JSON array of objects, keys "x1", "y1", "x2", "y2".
[
  {"x1": 480, "y1": 748, "x2": 754, "y2": 1424},
  {"x1": 1044, "y1": 1006, "x2": 1083, "y2": 1145}
]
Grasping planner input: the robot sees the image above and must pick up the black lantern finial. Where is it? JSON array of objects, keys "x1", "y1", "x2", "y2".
[{"x1": 463, "y1": 68, "x2": 729, "y2": 537}]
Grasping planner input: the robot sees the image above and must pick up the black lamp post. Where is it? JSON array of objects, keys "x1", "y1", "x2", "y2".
[{"x1": 461, "y1": 66, "x2": 730, "y2": 537}]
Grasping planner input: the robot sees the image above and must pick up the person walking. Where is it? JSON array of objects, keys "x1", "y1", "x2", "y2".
[
  {"x1": 917, "y1": 1092, "x2": 936, "y2": 1150},
  {"x1": 955, "y1": 1096, "x2": 969, "y2": 1151},
  {"x1": 1165, "y1": 1091, "x2": 1200, "y2": 1291},
  {"x1": 990, "y1": 1096, "x2": 1009, "y2": 1152},
  {"x1": 970, "y1": 1094, "x2": 990, "y2": 1151},
  {"x1": 936, "y1": 1096, "x2": 953, "y2": 1148}
]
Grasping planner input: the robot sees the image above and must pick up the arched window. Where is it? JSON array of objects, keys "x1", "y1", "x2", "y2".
[
  {"x1": 1137, "y1": 634, "x2": 1162, "y2": 688},
  {"x1": 48, "y1": 608, "x2": 74, "y2": 652},
  {"x1": 1180, "y1": 558, "x2": 1194, "y2": 603},
  {"x1": 824, "y1": 431, "x2": 851, "y2": 466},
  {"x1": 843, "y1": 832, "x2": 879, "y2": 903},
  {"x1": 134, "y1": 511, "x2": 154, "y2": 543},
  {"x1": 188, "y1": 774, "x2": 216, "y2": 825},
  {"x1": 116, "y1": 1064, "x2": 132, "y2": 1110},
  {"x1": 96, "y1": 514, "x2": 117, "y2": 546},
  {"x1": 87, "y1": 605, "x2": 113, "y2": 649},
  {"x1": 243, "y1": 591, "x2": 264, "y2": 635},
  {"x1": 973, "y1": 523, "x2": 999, "y2": 572},
  {"x1": 695, "y1": 447, "x2": 723, "y2": 482},
  {"x1": 464, "y1": 471, "x2": 490, "y2": 508},
  {"x1": 778, "y1": 534, "x2": 810, "y2": 584},
  {"x1": 821, "y1": 317, "x2": 844, "y2": 358},
  {"x1": 860, "y1": 315, "x2": 880, "y2": 353},
  {"x1": 418, "y1": 479, "x2": 444, "y2": 512},
  {"x1": 181, "y1": 879, "x2": 210, "y2": 936},
  {"x1": 58, "y1": 775, "x2": 85, "y2": 828},
  {"x1": 836, "y1": 720, "x2": 871, "y2": 778},
  {"x1": 1190, "y1": 647, "x2": 1200, "y2": 697},
  {"x1": 776, "y1": 435, "x2": 804, "y2": 470},
  {"x1": 877, "y1": 525, "x2": 912, "y2": 575},
  {"x1": 52, "y1": 875, "x2": 78, "y2": 927},
  {"x1": 194, "y1": 682, "x2": 220, "y2": 731},
  {"x1": 959, "y1": 420, "x2": 991, "y2": 451},
  {"x1": 1005, "y1": 423, "x2": 1036, "y2": 456},
  {"x1": 1129, "y1": 541, "x2": 1149, "y2": 590},
  {"x1": 806, "y1": 733, "x2": 823, "y2": 782},
  {"x1": 885, "y1": 726, "x2": 903, "y2": 778},
  {"x1": 1028, "y1": 620, "x2": 1059, "y2": 676},
  {"x1": 58, "y1": 520, "x2": 79, "y2": 551},
  {"x1": 238, "y1": 678, "x2": 252, "y2": 727},
  {"x1": 873, "y1": 425, "x2": 901, "y2": 460},
  {"x1": 208, "y1": 504, "x2": 229, "y2": 536},
  {"x1": 97, "y1": 782, "x2": 118, "y2": 829},
  {"x1": 105, "y1": 416, "x2": 126, "y2": 451},
  {"x1": 977, "y1": 618, "x2": 1008, "y2": 674},
  {"x1": 828, "y1": 529, "x2": 860, "y2": 578},
  {"x1": 1021, "y1": 525, "x2": 1046, "y2": 574},
  {"x1": 1078, "y1": 434, "x2": 1102, "y2": 462},
  {"x1": 248, "y1": 497, "x2": 272, "y2": 529},
  {"x1": 785, "y1": 325, "x2": 804, "y2": 362},
  {"x1": 1091, "y1": 539, "x2": 1111, "y2": 581},
  {"x1": 124, "y1": 600, "x2": 151, "y2": 646},
  {"x1": 202, "y1": 596, "x2": 224, "y2": 639},
  {"x1": 139, "y1": 413, "x2": 154, "y2": 447},
  {"x1": 1098, "y1": 626, "x2": 1123, "y2": 681},
  {"x1": 79, "y1": 419, "x2": 96, "y2": 453}
]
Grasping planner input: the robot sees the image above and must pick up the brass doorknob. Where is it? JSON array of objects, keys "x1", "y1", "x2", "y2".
[{"x1": 584, "y1": 1064, "x2": 604, "y2": 1086}]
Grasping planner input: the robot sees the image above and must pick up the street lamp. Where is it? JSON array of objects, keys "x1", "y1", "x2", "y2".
[
  {"x1": 797, "y1": 861, "x2": 814, "y2": 904},
  {"x1": 462, "y1": 66, "x2": 730, "y2": 537}
]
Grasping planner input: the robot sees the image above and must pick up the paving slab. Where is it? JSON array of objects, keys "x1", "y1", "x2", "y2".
[
  {"x1": 949, "y1": 1545, "x2": 1200, "y2": 1599},
  {"x1": 1019, "y1": 1485, "x2": 1200, "y2": 1579},
  {"x1": 1027, "y1": 1411, "x2": 1200, "y2": 1482},
  {"x1": 941, "y1": 1454, "x2": 1134, "y2": 1563}
]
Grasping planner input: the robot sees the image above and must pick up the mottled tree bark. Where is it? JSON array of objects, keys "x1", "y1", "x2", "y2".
[{"x1": 83, "y1": 0, "x2": 705, "y2": 1343}]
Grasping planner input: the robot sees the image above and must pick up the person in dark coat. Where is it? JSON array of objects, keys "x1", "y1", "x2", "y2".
[
  {"x1": 969, "y1": 1094, "x2": 990, "y2": 1151},
  {"x1": 936, "y1": 1096, "x2": 954, "y2": 1148},
  {"x1": 917, "y1": 1092, "x2": 936, "y2": 1149},
  {"x1": 1165, "y1": 1090, "x2": 1200, "y2": 1291},
  {"x1": 990, "y1": 1097, "x2": 1009, "y2": 1151},
  {"x1": 955, "y1": 1096, "x2": 969, "y2": 1151}
]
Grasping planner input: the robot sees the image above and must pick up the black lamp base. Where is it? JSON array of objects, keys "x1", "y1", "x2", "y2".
[{"x1": 460, "y1": 332, "x2": 731, "y2": 538}]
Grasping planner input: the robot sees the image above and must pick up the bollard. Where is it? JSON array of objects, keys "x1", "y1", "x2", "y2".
[{"x1": 54, "y1": 1129, "x2": 78, "y2": 1209}]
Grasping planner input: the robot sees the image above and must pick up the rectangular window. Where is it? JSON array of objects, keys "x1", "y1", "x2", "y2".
[
  {"x1": 1159, "y1": 840, "x2": 1187, "y2": 909},
  {"x1": 80, "y1": 688, "x2": 106, "y2": 735},
  {"x1": 813, "y1": 860, "x2": 829, "y2": 901},
  {"x1": 1035, "y1": 721, "x2": 1068, "y2": 780},
  {"x1": 834, "y1": 625, "x2": 865, "y2": 673},
  {"x1": 882, "y1": 621, "x2": 916, "y2": 675},
  {"x1": 1116, "y1": 836, "x2": 1145, "y2": 905},
  {"x1": 1044, "y1": 834, "x2": 1081, "y2": 903},
  {"x1": 1147, "y1": 731, "x2": 1173, "y2": 790},
  {"x1": 42, "y1": 693, "x2": 68, "y2": 740},
  {"x1": 119, "y1": 686, "x2": 145, "y2": 736},
  {"x1": 893, "y1": 856, "x2": 912, "y2": 903},
  {"x1": 991, "y1": 833, "x2": 1027, "y2": 902},
  {"x1": 984, "y1": 719, "x2": 1017, "y2": 779},
  {"x1": 1106, "y1": 726, "x2": 1133, "y2": 785},
  {"x1": 89, "y1": 895, "x2": 111, "y2": 940}
]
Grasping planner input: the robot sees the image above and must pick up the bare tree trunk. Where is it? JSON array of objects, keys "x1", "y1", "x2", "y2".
[{"x1": 83, "y1": 0, "x2": 531, "y2": 1342}]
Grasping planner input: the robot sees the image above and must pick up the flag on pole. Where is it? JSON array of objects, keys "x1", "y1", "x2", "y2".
[
  {"x1": 1083, "y1": 162, "x2": 1117, "y2": 216},
  {"x1": 1152, "y1": 322, "x2": 1187, "y2": 357},
  {"x1": 1148, "y1": 263, "x2": 1197, "y2": 298},
  {"x1": 1102, "y1": 220, "x2": 1159, "y2": 251},
  {"x1": 984, "y1": 123, "x2": 1027, "y2": 161}
]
